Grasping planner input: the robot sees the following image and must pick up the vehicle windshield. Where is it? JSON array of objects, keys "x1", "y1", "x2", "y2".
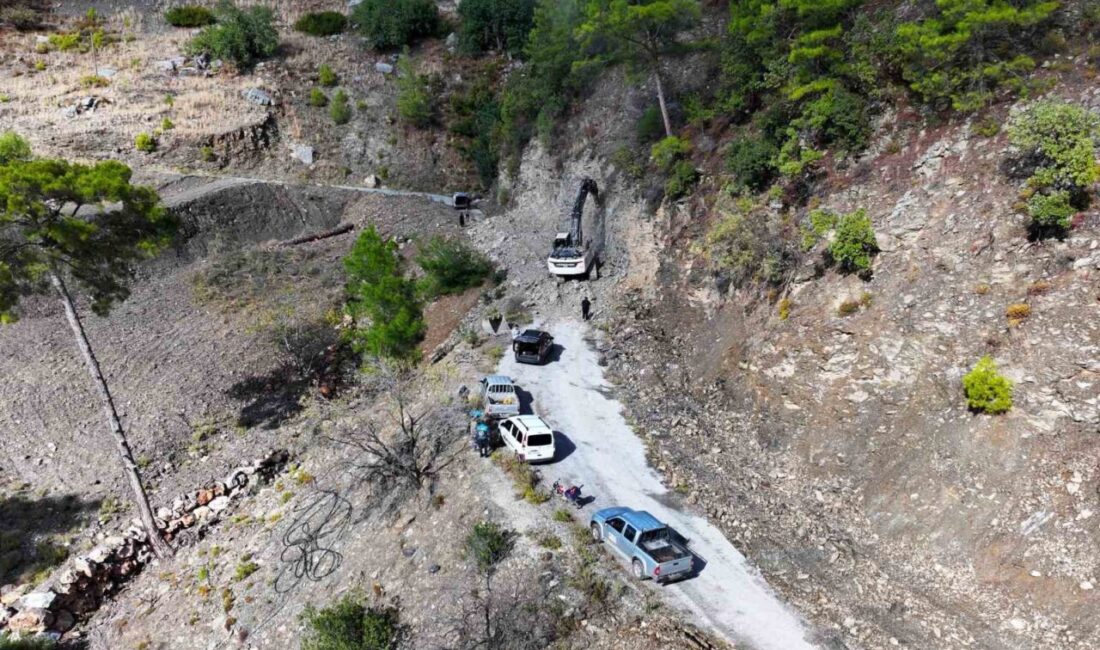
[{"x1": 526, "y1": 433, "x2": 553, "y2": 447}]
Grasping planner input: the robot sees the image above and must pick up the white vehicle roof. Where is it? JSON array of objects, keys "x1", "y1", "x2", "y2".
[{"x1": 511, "y1": 415, "x2": 552, "y2": 433}]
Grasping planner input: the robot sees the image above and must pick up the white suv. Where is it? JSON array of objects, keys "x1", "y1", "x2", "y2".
[{"x1": 499, "y1": 415, "x2": 556, "y2": 463}]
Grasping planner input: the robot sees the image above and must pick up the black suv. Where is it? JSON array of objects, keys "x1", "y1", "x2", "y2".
[{"x1": 513, "y1": 330, "x2": 554, "y2": 364}]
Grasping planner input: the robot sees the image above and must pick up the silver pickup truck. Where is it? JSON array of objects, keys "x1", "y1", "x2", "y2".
[
  {"x1": 590, "y1": 507, "x2": 693, "y2": 583},
  {"x1": 480, "y1": 375, "x2": 520, "y2": 420}
]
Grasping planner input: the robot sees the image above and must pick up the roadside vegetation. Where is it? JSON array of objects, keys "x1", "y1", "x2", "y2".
[
  {"x1": 300, "y1": 593, "x2": 405, "y2": 650},
  {"x1": 164, "y1": 5, "x2": 216, "y2": 28},
  {"x1": 343, "y1": 227, "x2": 425, "y2": 361},
  {"x1": 415, "y1": 236, "x2": 494, "y2": 297},
  {"x1": 352, "y1": 0, "x2": 440, "y2": 50},
  {"x1": 294, "y1": 11, "x2": 347, "y2": 37},
  {"x1": 186, "y1": 1, "x2": 278, "y2": 70}
]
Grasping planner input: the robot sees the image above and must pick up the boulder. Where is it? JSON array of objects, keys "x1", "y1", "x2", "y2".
[
  {"x1": 155, "y1": 57, "x2": 186, "y2": 72},
  {"x1": 0, "y1": 584, "x2": 29, "y2": 606},
  {"x1": 374, "y1": 62, "x2": 394, "y2": 75},
  {"x1": 292, "y1": 144, "x2": 314, "y2": 165},
  {"x1": 52, "y1": 608, "x2": 76, "y2": 633},
  {"x1": 17, "y1": 590, "x2": 57, "y2": 611},
  {"x1": 241, "y1": 87, "x2": 274, "y2": 107},
  {"x1": 208, "y1": 496, "x2": 231, "y2": 513},
  {"x1": 7, "y1": 608, "x2": 51, "y2": 634},
  {"x1": 364, "y1": 174, "x2": 381, "y2": 188}
]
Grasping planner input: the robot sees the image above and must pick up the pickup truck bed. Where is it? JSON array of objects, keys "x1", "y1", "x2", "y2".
[{"x1": 641, "y1": 539, "x2": 688, "y2": 564}]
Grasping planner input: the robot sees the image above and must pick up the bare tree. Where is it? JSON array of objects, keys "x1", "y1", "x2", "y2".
[{"x1": 324, "y1": 363, "x2": 462, "y2": 490}]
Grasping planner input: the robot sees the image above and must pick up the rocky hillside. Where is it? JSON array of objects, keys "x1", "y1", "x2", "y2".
[
  {"x1": 588, "y1": 53, "x2": 1100, "y2": 650},
  {"x1": 3, "y1": 0, "x2": 1100, "y2": 649}
]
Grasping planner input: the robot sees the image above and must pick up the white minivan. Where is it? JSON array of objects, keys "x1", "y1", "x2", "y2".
[{"x1": 499, "y1": 415, "x2": 556, "y2": 463}]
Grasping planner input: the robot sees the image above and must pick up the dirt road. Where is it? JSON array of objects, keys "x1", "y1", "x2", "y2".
[{"x1": 498, "y1": 321, "x2": 818, "y2": 650}]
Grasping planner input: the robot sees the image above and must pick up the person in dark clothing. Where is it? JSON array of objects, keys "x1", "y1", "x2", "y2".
[{"x1": 581, "y1": 296, "x2": 591, "y2": 321}]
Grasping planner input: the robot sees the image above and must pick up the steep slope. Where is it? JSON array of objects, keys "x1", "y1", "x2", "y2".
[{"x1": 597, "y1": 91, "x2": 1100, "y2": 648}]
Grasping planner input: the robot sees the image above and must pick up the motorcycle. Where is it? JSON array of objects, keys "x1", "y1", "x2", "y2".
[{"x1": 551, "y1": 479, "x2": 584, "y2": 509}]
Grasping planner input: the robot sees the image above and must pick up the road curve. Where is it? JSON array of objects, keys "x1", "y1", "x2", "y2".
[{"x1": 498, "y1": 320, "x2": 818, "y2": 650}]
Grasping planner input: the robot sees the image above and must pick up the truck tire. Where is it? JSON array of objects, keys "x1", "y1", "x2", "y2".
[
  {"x1": 631, "y1": 559, "x2": 645, "y2": 580},
  {"x1": 590, "y1": 523, "x2": 602, "y2": 542}
]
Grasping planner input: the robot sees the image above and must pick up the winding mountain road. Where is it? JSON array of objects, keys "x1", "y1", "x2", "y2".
[{"x1": 498, "y1": 321, "x2": 817, "y2": 650}]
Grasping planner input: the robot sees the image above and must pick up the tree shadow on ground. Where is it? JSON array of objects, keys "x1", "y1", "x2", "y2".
[
  {"x1": 225, "y1": 364, "x2": 309, "y2": 430},
  {"x1": 0, "y1": 491, "x2": 101, "y2": 585}
]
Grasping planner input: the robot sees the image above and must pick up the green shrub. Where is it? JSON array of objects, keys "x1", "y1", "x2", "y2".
[
  {"x1": 962, "y1": 356, "x2": 1013, "y2": 414},
  {"x1": 352, "y1": 0, "x2": 439, "y2": 50},
  {"x1": 343, "y1": 226, "x2": 425, "y2": 361},
  {"x1": 458, "y1": 0, "x2": 536, "y2": 55},
  {"x1": 665, "y1": 159, "x2": 698, "y2": 200},
  {"x1": 80, "y1": 74, "x2": 109, "y2": 88},
  {"x1": 330, "y1": 89, "x2": 351, "y2": 125},
  {"x1": 636, "y1": 104, "x2": 664, "y2": 143},
  {"x1": 650, "y1": 135, "x2": 690, "y2": 173},
  {"x1": 800, "y1": 208, "x2": 838, "y2": 250},
  {"x1": 777, "y1": 297, "x2": 792, "y2": 320},
  {"x1": 1007, "y1": 100, "x2": 1099, "y2": 232},
  {"x1": 233, "y1": 558, "x2": 258, "y2": 581},
  {"x1": 705, "y1": 204, "x2": 791, "y2": 287},
  {"x1": 294, "y1": 11, "x2": 347, "y2": 37},
  {"x1": 309, "y1": 88, "x2": 329, "y2": 107},
  {"x1": 318, "y1": 63, "x2": 338, "y2": 87},
  {"x1": 447, "y1": 77, "x2": 501, "y2": 189},
  {"x1": 134, "y1": 132, "x2": 157, "y2": 153},
  {"x1": 186, "y1": 1, "x2": 278, "y2": 70},
  {"x1": 0, "y1": 131, "x2": 32, "y2": 165},
  {"x1": 726, "y1": 134, "x2": 778, "y2": 193},
  {"x1": 47, "y1": 32, "x2": 82, "y2": 52},
  {"x1": 1, "y1": 5, "x2": 44, "y2": 31},
  {"x1": 1008, "y1": 100, "x2": 1100, "y2": 190},
  {"x1": 0, "y1": 633, "x2": 56, "y2": 649},
  {"x1": 829, "y1": 209, "x2": 877, "y2": 273},
  {"x1": 165, "y1": 5, "x2": 216, "y2": 28},
  {"x1": 415, "y1": 236, "x2": 493, "y2": 296},
  {"x1": 200, "y1": 145, "x2": 216, "y2": 162},
  {"x1": 1025, "y1": 190, "x2": 1075, "y2": 229},
  {"x1": 300, "y1": 594, "x2": 403, "y2": 650},
  {"x1": 160, "y1": 117, "x2": 175, "y2": 131},
  {"x1": 396, "y1": 56, "x2": 432, "y2": 127},
  {"x1": 465, "y1": 521, "x2": 512, "y2": 573}
]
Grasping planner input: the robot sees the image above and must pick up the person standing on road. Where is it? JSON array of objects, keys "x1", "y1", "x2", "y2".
[{"x1": 581, "y1": 296, "x2": 592, "y2": 321}]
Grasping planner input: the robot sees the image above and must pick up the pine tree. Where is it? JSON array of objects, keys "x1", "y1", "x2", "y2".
[
  {"x1": 0, "y1": 135, "x2": 179, "y2": 557},
  {"x1": 576, "y1": 0, "x2": 700, "y2": 138},
  {"x1": 343, "y1": 226, "x2": 425, "y2": 361}
]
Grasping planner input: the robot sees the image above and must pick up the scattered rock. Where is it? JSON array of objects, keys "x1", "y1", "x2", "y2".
[
  {"x1": 241, "y1": 87, "x2": 274, "y2": 107},
  {"x1": 374, "y1": 62, "x2": 394, "y2": 75},
  {"x1": 292, "y1": 144, "x2": 315, "y2": 166},
  {"x1": 208, "y1": 496, "x2": 231, "y2": 513}
]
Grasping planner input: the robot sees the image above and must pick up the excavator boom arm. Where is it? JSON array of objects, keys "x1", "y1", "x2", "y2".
[{"x1": 569, "y1": 178, "x2": 599, "y2": 247}]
